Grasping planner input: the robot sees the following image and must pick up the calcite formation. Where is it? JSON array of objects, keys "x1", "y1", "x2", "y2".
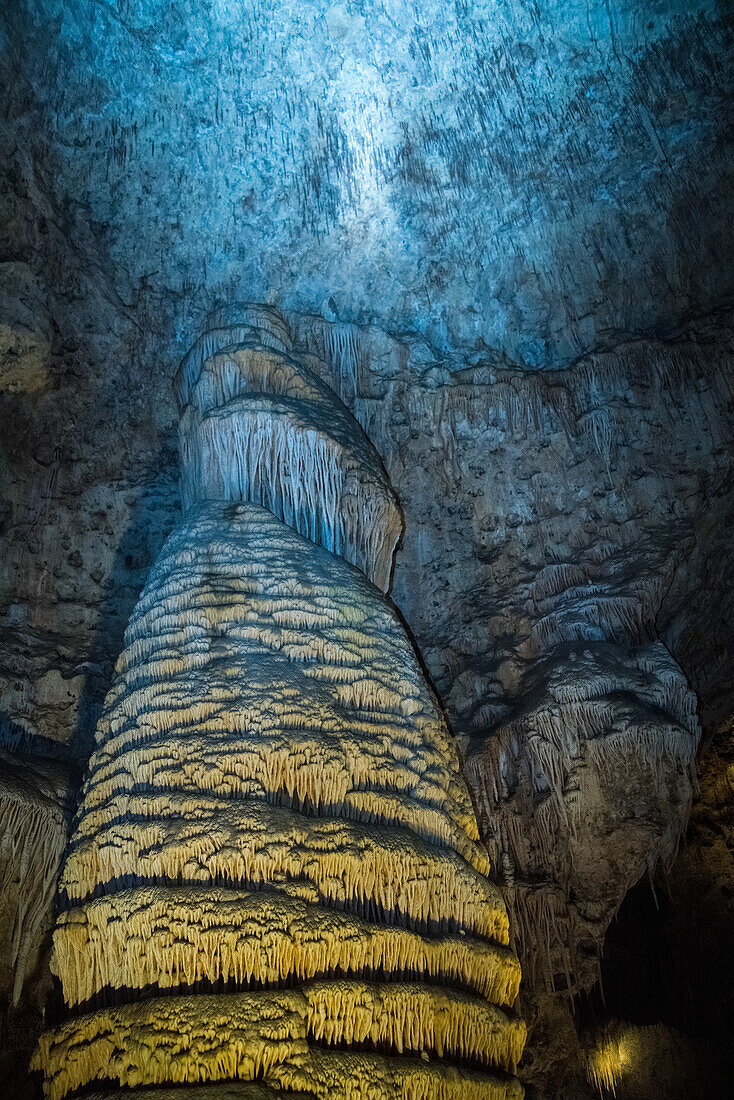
[
  {"x1": 466, "y1": 641, "x2": 700, "y2": 992},
  {"x1": 34, "y1": 310, "x2": 525, "y2": 1098},
  {"x1": 176, "y1": 304, "x2": 402, "y2": 592},
  {"x1": 5, "y1": 0, "x2": 731, "y2": 365},
  {"x1": 0, "y1": 748, "x2": 72, "y2": 1006}
]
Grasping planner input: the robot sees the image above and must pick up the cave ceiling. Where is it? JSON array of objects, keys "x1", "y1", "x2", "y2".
[{"x1": 3, "y1": 0, "x2": 732, "y2": 365}]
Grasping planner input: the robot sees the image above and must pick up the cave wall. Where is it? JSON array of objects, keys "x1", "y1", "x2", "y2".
[{"x1": 1, "y1": 0, "x2": 732, "y2": 755}]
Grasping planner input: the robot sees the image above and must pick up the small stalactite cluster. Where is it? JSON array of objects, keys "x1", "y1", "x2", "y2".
[
  {"x1": 465, "y1": 641, "x2": 700, "y2": 993},
  {"x1": 175, "y1": 304, "x2": 401, "y2": 593},
  {"x1": 0, "y1": 748, "x2": 72, "y2": 1006},
  {"x1": 34, "y1": 306, "x2": 525, "y2": 1098}
]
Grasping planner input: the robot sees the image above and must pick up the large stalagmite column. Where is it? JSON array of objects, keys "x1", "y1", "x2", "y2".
[{"x1": 34, "y1": 306, "x2": 525, "y2": 1099}]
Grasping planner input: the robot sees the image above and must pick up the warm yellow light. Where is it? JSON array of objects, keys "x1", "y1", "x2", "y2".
[
  {"x1": 584, "y1": 1026, "x2": 636, "y2": 1095},
  {"x1": 33, "y1": 314, "x2": 526, "y2": 1100}
]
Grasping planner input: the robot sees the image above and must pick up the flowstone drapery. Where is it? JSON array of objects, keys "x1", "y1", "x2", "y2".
[
  {"x1": 0, "y1": 748, "x2": 72, "y2": 1007},
  {"x1": 33, "y1": 307, "x2": 525, "y2": 1098},
  {"x1": 465, "y1": 640, "x2": 699, "y2": 994}
]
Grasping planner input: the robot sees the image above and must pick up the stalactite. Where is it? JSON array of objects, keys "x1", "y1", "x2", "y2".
[
  {"x1": 323, "y1": 320, "x2": 363, "y2": 402},
  {"x1": 175, "y1": 306, "x2": 402, "y2": 592},
  {"x1": 286, "y1": 312, "x2": 733, "y2": 500},
  {"x1": 52, "y1": 885, "x2": 520, "y2": 1009},
  {"x1": 179, "y1": 404, "x2": 401, "y2": 591},
  {"x1": 0, "y1": 749, "x2": 72, "y2": 1004},
  {"x1": 35, "y1": 981, "x2": 525, "y2": 1098},
  {"x1": 465, "y1": 640, "x2": 700, "y2": 993},
  {"x1": 85, "y1": 1088, "x2": 300, "y2": 1100},
  {"x1": 288, "y1": 317, "x2": 365, "y2": 407},
  {"x1": 175, "y1": 304, "x2": 293, "y2": 405},
  {"x1": 34, "y1": 311, "x2": 525, "y2": 1099},
  {"x1": 39, "y1": 1031, "x2": 525, "y2": 1100}
]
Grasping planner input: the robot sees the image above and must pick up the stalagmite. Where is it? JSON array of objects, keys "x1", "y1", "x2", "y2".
[{"x1": 34, "y1": 306, "x2": 525, "y2": 1098}]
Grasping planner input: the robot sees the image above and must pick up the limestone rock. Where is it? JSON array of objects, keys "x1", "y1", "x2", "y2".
[
  {"x1": 465, "y1": 641, "x2": 699, "y2": 993},
  {"x1": 33, "y1": 322, "x2": 524, "y2": 1098},
  {"x1": 0, "y1": 263, "x2": 51, "y2": 396},
  {"x1": 176, "y1": 306, "x2": 402, "y2": 591},
  {"x1": 0, "y1": 747, "x2": 73, "y2": 1005}
]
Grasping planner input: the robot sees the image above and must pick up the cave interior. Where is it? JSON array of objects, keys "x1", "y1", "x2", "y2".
[{"x1": 0, "y1": 2, "x2": 732, "y2": 1098}]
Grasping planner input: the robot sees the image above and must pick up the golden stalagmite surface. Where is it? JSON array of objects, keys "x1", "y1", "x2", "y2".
[
  {"x1": 36, "y1": 984, "x2": 525, "y2": 1100},
  {"x1": 52, "y1": 886, "x2": 520, "y2": 1007},
  {"x1": 85, "y1": 1088, "x2": 305, "y2": 1100},
  {"x1": 35, "y1": 318, "x2": 524, "y2": 1097},
  {"x1": 84, "y1": 1051, "x2": 524, "y2": 1100}
]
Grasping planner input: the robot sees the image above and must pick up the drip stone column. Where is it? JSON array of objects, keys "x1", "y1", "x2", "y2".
[{"x1": 34, "y1": 306, "x2": 525, "y2": 1099}]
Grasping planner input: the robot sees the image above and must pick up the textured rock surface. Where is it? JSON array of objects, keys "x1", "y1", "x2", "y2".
[
  {"x1": 0, "y1": 262, "x2": 52, "y2": 395},
  {"x1": 2, "y1": 1, "x2": 732, "y2": 364},
  {"x1": 1, "y1": 1, "x2": 733, "y2": 1096},
  {"x1": 34, "y1": 329, "x2": 524, "y2": 1098},
  {"x1": 0, "y1": 748, "x2": 73, "y2": 1004},
  {"x1": 0, "y1": 748, "x2": 74, "y2": 1100},
  {"x1": 581, "y1": 1020, "x2": 726, "y2": 1099},
  {"x1": 2, "y1": 292, "x2": 732, "y2": 1096},
  {"x1": 36, "y1": 989, "x2": 523, "y2": 1100},
  {"x1": 2, "y1": 284, "x2": 732, "y2": 1096},
  {"x1": 176, "y1": 310, "x2": 402, "y2": 589},
  {"x1": 465, "y1": 640, "x2": 699, "y2": 993}
]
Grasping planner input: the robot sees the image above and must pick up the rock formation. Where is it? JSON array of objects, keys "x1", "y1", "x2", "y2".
[
  {"x1": 0, "y1": 748, "x2": 72, "y2": 1006},
  {"x1": 33, "y1": 311, "x2": 525, "y2": 1098},
  {"x1": 466, "y1": 640, "x2": 700, "y2": 993}
]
